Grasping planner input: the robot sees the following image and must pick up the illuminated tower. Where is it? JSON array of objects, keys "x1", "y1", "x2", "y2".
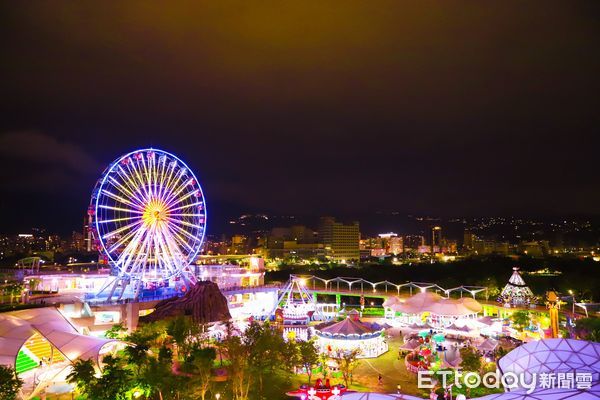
[
  {"x1": 432, "y1": 226, "x2": 442, "y2": 253},
  {"x1": 545, "y1": 291, "x2": 560, "y2": 338}
]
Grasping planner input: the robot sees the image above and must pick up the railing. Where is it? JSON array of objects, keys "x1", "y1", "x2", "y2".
[
  {"x1": 287, "y1": 274, "x2": 488, "y2": 299},
  {"x1": 87, "y1": 292, "x2": 184, "y2": 306},
  {"x1": 220, "y1": 283, "x2": 282, "y2": 294}
]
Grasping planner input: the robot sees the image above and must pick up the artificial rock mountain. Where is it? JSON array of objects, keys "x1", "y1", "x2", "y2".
[{"x1": 141, "y1": 281, "x2": 231, "y2": 323}]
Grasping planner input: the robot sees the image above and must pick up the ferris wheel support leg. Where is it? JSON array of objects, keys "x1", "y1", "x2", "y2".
[
  {"x1": 133, "y1": 279, "x2": 143, "y2": 300},
  {"x1": 180, "y1": 272, "x2": 195, "y2": 290},
  {"x1": 96, "y1": 276, "x2": 117, "y2": 297},
  {"x1": 116, "y1": 280, "x2": 129, "y2": 301},
  {"x1": 105, "y1": 278, "x2": 120, "y2": 302}
]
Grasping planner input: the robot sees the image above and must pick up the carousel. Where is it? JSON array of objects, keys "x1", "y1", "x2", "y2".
[{"x1": 313, "y1": 310, "x2": 388, "y2": 359}]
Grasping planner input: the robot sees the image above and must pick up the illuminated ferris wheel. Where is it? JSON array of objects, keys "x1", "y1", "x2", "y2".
[{"x1": 90, "y1": 148, "x2": 206, "y2": 299}]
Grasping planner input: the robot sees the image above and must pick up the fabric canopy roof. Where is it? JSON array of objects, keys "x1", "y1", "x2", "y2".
[
  {"x1": 0, "y1": 307, "x2": 116, "y2": 368},
  {"x1": 477, "y1": 338, "x2": 499, "y2": 352},
  {"x1": 400, "y1": 339, "x2": 421, "y2": 351},
  {"x1": 386, "y1": 292, "x2": 482, "y2": 316}
]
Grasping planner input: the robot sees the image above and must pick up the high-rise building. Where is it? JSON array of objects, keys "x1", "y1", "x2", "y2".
[
  {"x1": 377, "y1": 232, "x2": 403, "y2": 255},
  {"x1": 432, "y1": 226, "x2": 442, "y2": 253},
  {"x1": 463, "y1": 229, "x2": 476, "y2": 251},
  {"x1": 404, "y1": 235, "x2": 425, "y2": 250},
  {"x1": 318, "y1": 217, "x2": 360, "y2": 262}
]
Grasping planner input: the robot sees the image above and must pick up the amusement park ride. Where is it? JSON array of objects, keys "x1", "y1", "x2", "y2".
[
  {"x1": 89, "y1": 148, "x2": 207, "y2": 301},
  {"x1": 270, "y1": 276, "x2": 324, "y2": 324}
]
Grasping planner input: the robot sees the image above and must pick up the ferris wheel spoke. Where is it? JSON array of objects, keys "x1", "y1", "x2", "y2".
[
  {"x1": 164, "y1": 185, "x2": 200, "y2": 210},
  {"x1": 161, "y1": 167, "x2": 186, "y2": 205},
  {"x1": 141, "y1": 152, "x2": 155, "y2": 199},
  {"x1": 98, "y1": 205, "x2": 144, "y2": 214},
  {"x1": 167, "y1": 201, "x2": 204, "y2": 213},
  {"x1": 167, "y1": 220, "x2": 201, "y2": 245},
  {"x1": 128, "y1": 230, "x2": 152, "y2": 278},
  {"x1": 107, "y1": 222, "x2": 146, "y2": 253},
  {"x1": 162, "y1": 231, "x2": 187, "y2": 273},
  {"x1": 97, "y1": 216, "x2": 141, "y2": 225},
  {"x1": 157, "y1": 160, "x2": 176, "y2": 201},
  {"x1": 126, "y1": 157, "x2": 149, "y2": 201},
  {"x1": 117, "y1": 165, "x2": 148, "y2": 204},
  {"x1": 164, "y1": 224, "x2": 196, "y2": 253},
  {"x1": 156, "y1": 225, "x2": 183, "y2": 276},
  {"x1": 166, "y1": 216, "x2": 204, "y2": 231},
  {"x1": 107, "y1": 176, "x2": 145, "y2": 209},
  {"x1": 114, "y1": 226, "x2": 148, "y2": 274},
  {"x1": 168, "y1": 213, "x2": 205, "y2": 218},
  {"x1": 150, "y1": 229, "x2": 166, "y2": 277},
  {"x1": 101, "y1": 189, "x2": 145, "y2": 211},
  {"x1": 127, "y1": 157, "x2": 152, "y2": 202},
  {"x1": 157, "y1": 155, "x2": 169, "y2": 200},
  {"x1": 102, "y1": 219, "x2": 144, "y2": 240}
]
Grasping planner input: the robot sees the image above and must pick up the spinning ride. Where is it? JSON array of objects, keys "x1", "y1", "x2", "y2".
[
  {"x1": 90, "y1": 148, "x2": 206, "y2": 300},
  {"x1": 404, "y1": 334, "x2": 441, "y2": 373}
]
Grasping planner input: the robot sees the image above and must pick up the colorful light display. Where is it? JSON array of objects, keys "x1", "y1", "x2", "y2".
[{"x1": 90, "y1": 148, "x2": 206, "y2": 299}]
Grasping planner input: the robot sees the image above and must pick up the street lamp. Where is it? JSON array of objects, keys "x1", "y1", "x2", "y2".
[{"x1": 568, "y1": 290, "x2": 576, "y2": 314}]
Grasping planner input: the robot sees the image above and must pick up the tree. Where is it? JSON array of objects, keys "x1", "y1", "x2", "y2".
[
  {"x1": 297, "y1": 339, "x2": 319, "y2": 384},
  {"x1": 186, "y1": 346, "x2": 217, "y2": 400},
  {"x1": 66, "y1": 358, "x2": 96, "y2": 397},
  {"x1": 221, "y1": 326, "x2": 252, "y2": 400},
  {"x1": 67, "y1": 356, "x2": 133, "y2": 400},
  {"x1": 333, "y1": 349, "x2": 361, "y2": 388},
  {"x1": 0, "y1": 365, "x2": 23, "y2": 400},
  {"x1": 138, "y1": 352, "x2": 177, "y2": 400},
  {"x1": 28, "y1": 278, "x2": 41, "y2": 292},
  {"x1": 166, "y1": 316, "x2": 202, "y2": 359},
  {"x1": 105, "y1": 323, "x2": 127, "y2": 339},
  {"x1": 244, "y1": 321, "x2": 296, "y2": 397},
  {"x1": 511, "y1": 310, "x2": 531, "y2": 332},
  {"x1": 96, "y1": 355, "x2": 133, "y2": 400},
  {"x1": 459, "y1": 346, "x2": 482, "y2": 373},
  {"x1": 575, "y1": 317, "x2": 600, "y2": 342}
]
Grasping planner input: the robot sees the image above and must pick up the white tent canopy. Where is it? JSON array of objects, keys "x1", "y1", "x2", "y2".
[
  {"x1": 0, "y1": 307, "x2": 116, "y2": 368},
  {"x1": 386, "y1": 292, "x2": 482, "y2": 316}
]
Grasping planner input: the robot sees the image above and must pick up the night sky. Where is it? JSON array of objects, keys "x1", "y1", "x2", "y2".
[{"x1": 1, "y1": 2, "x2": 599, "y2": 234}]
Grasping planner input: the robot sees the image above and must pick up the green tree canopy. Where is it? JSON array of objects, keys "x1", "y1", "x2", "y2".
[{"x1": 0, "y1": 365, "x2": 23, "y2": 400}]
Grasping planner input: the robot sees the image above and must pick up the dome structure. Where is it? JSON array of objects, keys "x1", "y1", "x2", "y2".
[
  {"x1": 477, "y1": 339, "x2": 600, "y2": 400},
  {"x1": 498, "y1": 338, "x2": 600, "y2": 388}
]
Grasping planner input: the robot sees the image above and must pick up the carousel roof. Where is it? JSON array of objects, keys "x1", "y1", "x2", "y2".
[
  {"x1": 387, "y1": 292, "x2": 482, "y2": 316},
  {"x1": 317, "y1": 317, "x2": 378, "y2": 336}
]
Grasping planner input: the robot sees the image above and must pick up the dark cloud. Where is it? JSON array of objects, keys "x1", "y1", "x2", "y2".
[
  {"x1": 0, "y1": 131, "x2": 100, "y2": 176},
  {"x1": 0, "y1": 1, "x2": 599, "y2": 233}
]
